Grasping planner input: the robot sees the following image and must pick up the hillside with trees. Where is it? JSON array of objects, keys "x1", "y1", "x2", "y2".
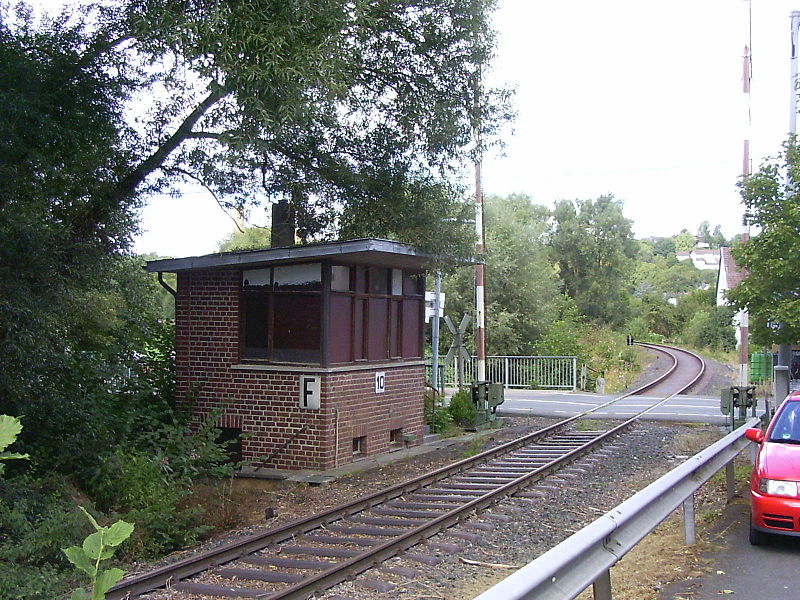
[{"x1": 439, "y1": 193, "x2": 737, "y2": 391}]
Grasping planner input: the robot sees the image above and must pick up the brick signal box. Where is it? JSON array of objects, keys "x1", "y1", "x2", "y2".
[{"x1": 146, "y1": 239, "x2": 429, "y2": 473}]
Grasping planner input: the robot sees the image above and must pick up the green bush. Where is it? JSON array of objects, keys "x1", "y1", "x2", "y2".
[
  {"x1": 679, "y1": 307, "x2": 736, "y2": 352},
  {"x1": 424, "y1": 389, "x2": 452, "y2": 433},
  {"x1": 447, "y1": 389, "x2": 475, "y2": 428},
  {"x1": 0, "y1": 476, "x2": 91, "y2": 600},
  {"x1": 89, "y1": 451, "x2": 207, "y2": 559},
  {"x1": 86, "y1": 406, "x2": 236, "y2": 558}
]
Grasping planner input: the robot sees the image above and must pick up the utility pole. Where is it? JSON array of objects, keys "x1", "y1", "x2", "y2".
[
  {"x1": 475, "y1": 159, "x2": 487, "y2": 383},
  {"x1": 739, "y1": 37, "x2": 751, "y2": 387},
  {"x1": 471, "y1": 3, "x2": 487, "y2": 384},
  {"x1": 775, "y1": 11, "x2": 800, "y2": 399},
  {"x1": 791, "y1": 12, "x2": 800, "y2": 136}
]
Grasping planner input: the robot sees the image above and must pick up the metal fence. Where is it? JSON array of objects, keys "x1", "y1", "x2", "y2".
[{"x1": 427, "y1": 356, "x2": 578, "y2": 390}]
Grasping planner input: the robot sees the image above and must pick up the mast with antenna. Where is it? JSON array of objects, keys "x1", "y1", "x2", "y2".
[{"x1": 738, "y1": 1, "x2": 751, "y2": 386}]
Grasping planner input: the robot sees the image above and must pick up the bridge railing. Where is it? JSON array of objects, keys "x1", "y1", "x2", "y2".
[{"x1": 427, "y1": 356, "x2": 578, "y2": 391}]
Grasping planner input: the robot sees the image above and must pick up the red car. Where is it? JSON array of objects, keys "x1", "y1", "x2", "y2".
[{"x1": 745, "y1": 390, "x2": 800, "y2": 545}]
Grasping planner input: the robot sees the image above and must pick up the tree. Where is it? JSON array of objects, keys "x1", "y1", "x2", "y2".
[
  {"x1": 637, "y1": 294, "x2": 678, "y2": 338},
  {"x1": 442, "y1": 194, "x2": 562, "y2": 355},
  {"x1": 696, "y1": 221, "x2": 712, "y2": 245},
  {"x1": 675, "y1": 229, "x2": 696, "y2": 251},
  {"x1": 23, "y1": 0, "x2": 510, "y2": 255},
  {"x1": 650, "y1": 237, "x2": 677, "y2": 258},
  {"x1": 632, "y1": 250, "x2": 686, "y2": 299},
  {"x1": 0, "y1": 11, "x2": 165, "y2": 473},
  {"x1": 711, "y1": 224, "x2": 727, "y2": 248},
  {"x1": 218, "y1": 226, "x2": 273, "y2": 252},
  {"x1": 680, "y1": 306, "x2": 736, "y2": 351},
  {"x1": 549, "y1": 195, "x2": 637, "y2": 325},
  {"x1": 728, "y1": 139, "x2": 800, "y2": 345}
]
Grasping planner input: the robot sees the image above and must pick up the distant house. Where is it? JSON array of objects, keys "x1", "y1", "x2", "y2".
[
  {"x1": 676, "y1": 248, "x2": 721, "y2": 271},
  {"x1": 716, "y1": 247, "x2": 746, "y2": 306},
  {"x1": 716, "y1": 246, "x2": 748, "y2": 347}
]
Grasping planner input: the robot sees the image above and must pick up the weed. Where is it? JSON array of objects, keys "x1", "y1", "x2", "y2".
[
  {"x1": 448, "y1": 389, "x2": 476, "y2": 428},
  {"x1": 575, "y1": 419, "x2": 604, "y2": 432},
  {"x1": 424, "y1": 389, "x2": 453, "y2": 433},
  {"x1": 63, "y1": 507, "x2": 133, "y2": 600},
  {"x1": 462, "y1": 436, "x2": 486, "y2": 458},
  {"x1": 0, "y1": 475, "x2": 93, "y2": 600},
  {"x1": 700, "y1": 509, "x2": 719, "y2": 524}
]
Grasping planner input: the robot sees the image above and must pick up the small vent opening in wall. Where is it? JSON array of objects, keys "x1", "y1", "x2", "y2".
[
  {"x1": 216, "y1": 427, "x2": 243, "y2": 464},
  {"x1": 352, "y1": 436, "x2": 366, "y2": 457},
  {"x1": 390, "y1": 428, "x2": 403, "y2": 446}
]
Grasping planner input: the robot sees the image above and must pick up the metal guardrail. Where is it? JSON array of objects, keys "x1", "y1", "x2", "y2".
[
  {"x1": 473, "y1": 417, "x2": 760, "y2": 600},
  {"x1": 427, "y1": 356, "x2": 578, "y2": 390}
]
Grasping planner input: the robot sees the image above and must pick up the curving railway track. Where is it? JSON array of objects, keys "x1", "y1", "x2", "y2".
[{"x1": 110, "y1": 343, "x2": 704, "y2": 600}]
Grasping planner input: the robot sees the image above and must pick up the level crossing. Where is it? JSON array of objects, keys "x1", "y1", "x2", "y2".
[{"x1": 495, "y1": 388, "x2": 734, "y2": 425}]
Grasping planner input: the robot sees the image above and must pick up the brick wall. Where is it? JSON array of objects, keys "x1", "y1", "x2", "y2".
[
  {"x1": 175, "y1": 268, "x2": 425, "y2": 471},
  {"x1": 323, "y1": 366, "x2": 425, "y2": 468}
]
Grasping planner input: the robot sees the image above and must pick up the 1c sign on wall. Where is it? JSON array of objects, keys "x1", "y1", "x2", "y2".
[
  {"x1": 299, "y1": 375, "x2": 321, "y2": 409},
  {"x1": 375, "y1": 371, "x2": 386, "y2": 394}
]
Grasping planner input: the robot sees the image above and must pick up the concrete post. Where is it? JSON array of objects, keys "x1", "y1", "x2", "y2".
[{"x1": 775, "y1": 365, "x2": 790, "y2": 404}]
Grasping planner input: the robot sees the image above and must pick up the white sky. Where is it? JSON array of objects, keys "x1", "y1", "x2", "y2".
[
  {"x1": 35, "y1": 0, "x2": 800, "y2": 256},
  {"x1": 480, "y1": 0, "x2": 798, "y2": 243}
]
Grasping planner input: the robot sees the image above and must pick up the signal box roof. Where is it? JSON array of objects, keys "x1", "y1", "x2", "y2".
[{"x1": 145, "y1": 238, "x2": 437, "y2": 273}]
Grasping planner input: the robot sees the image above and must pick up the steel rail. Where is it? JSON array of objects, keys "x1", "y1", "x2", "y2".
[
  {"x1": 217, "y1": 427, "x2": 631, "y2": 600},
  {"x1": 109, "y1": 420, "x2": 581, "y2": 598},
  {"x1": 473, "y1": 417, "x2": 759, "y2": 600},
  {"x1": 635, "y1": 342, "x2": 705, "y2": 394},
  {"x1": 567, "y1": 342, "x2": 703, "y2": 423},
  {"x1": 109, "y1": 343, "x2": 704, "y2": 599}
]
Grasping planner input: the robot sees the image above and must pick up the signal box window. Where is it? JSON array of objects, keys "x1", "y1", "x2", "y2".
[{"x1": 241, "y1": 264, "x2": 321, "y2": 363}]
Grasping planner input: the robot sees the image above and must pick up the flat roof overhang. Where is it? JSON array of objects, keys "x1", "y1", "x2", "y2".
[{"x1": 145, "y1": 238, "x2": 446, "y2": 273}]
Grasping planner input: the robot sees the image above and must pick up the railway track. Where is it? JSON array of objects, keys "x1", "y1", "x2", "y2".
[{"x1": 110, "y1": 343, "x2": 704, "y2": 600}]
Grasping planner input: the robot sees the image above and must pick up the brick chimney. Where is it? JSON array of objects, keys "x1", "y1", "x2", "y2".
[{"x1": 270, "y1": 198, "x2": 295, "y2": 248}]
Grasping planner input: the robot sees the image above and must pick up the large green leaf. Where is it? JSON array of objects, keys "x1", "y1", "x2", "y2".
[
  {"x1": 0, "y1": 415, "x2": 22, "y2": 453},
  {"x1": 93, "y1": 568, "x2": 125, "y2": 600},
  {"x1": 63, "y1": 546, "x2": 97, "y2": 577},
  {"x1": 105, "y1": 520, "x2": 135, "y2": 547},
  {"x1": 82, "y1": 531, "x2": 104, "y2": 560}
]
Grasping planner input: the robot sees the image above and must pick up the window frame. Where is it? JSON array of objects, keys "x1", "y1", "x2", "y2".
[
  {"x1": 238, "y1": 261, "x2": 425, "y2": 366},
  {"x1": 328, "y1": 264, "x2": 425, "y2": 364},
  {"x1": 239, "y1": 263, "x2": 323, "y2": 364}
]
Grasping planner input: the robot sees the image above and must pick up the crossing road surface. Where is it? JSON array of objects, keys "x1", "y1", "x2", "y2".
[{"x1": 495, "y1": 389, "x2": 757, "y2": 425}]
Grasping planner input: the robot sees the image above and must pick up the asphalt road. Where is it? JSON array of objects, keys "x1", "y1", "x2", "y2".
[
  {"x1": 494, "y1": 388, "x2": 762, "y2": 426},
  {"x1": 659, "y1": 499, "x2": 800, "y2": 599}
]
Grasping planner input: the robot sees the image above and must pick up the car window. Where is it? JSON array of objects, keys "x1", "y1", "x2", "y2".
[{"x1": 769, "y1": 402, "x2": 800, "y2": 443}]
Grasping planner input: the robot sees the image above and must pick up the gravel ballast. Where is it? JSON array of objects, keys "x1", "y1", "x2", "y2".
[{"x1": 314, "y1": 419, "x2": 723, "y2": 600}]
